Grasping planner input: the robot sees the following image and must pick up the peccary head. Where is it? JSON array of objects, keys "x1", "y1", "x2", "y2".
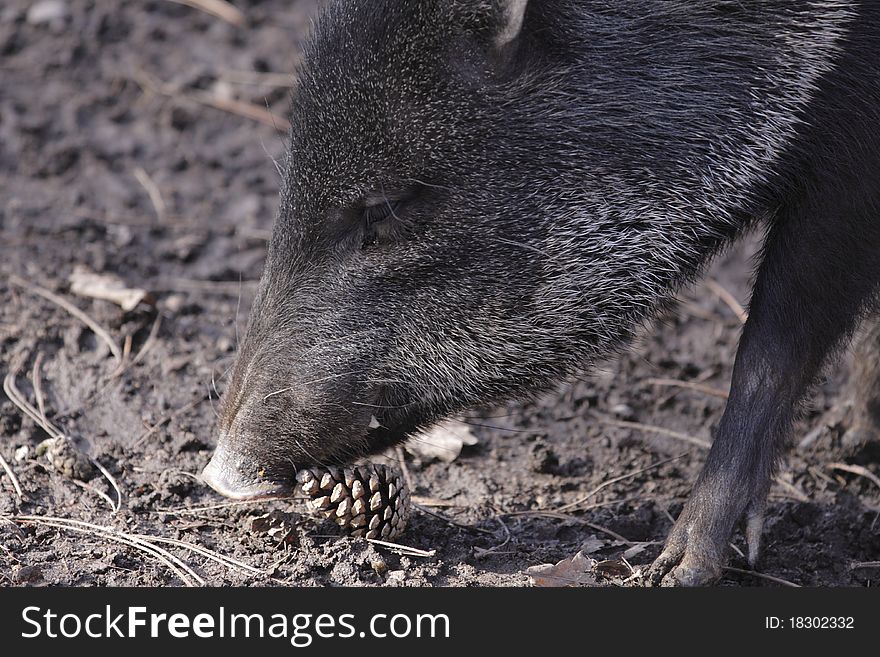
[
  {"x1": 202, "y1": 0, "x2": 812, "y2": 498},
  {"x1": 204, "y1": 0, "x2": 575, "y2": 499}
]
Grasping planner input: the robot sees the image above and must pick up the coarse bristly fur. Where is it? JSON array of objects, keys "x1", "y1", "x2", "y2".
[{"x1": 204, "y1": 1, "x2": 880, "y2": 585}]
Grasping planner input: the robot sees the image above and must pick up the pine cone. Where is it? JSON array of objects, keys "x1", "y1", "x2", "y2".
[{"x1": 296, "y1": 464, "x2": 410, "y2": 540}]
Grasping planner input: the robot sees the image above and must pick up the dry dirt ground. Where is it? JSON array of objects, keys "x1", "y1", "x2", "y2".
[{"x1": 1, "y1": 0, "x2": 878, "y2": 587}]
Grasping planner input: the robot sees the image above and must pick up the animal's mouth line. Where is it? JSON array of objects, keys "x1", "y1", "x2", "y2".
[
  {"x1": 201, "y1": 447, "x2": 298, "y2": 501},
  {"x1": 200, "y1": 472, "x2": 297, "y2": 501}
]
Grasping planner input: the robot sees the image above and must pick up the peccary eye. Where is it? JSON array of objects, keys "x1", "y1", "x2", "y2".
[{"x1": 363, "y1": 199, "x2": 400, "y2": 225}]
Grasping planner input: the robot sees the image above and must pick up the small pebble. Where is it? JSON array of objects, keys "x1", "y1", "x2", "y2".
[{"x1": 26, "y1": 1, "x2": 69, "y2": 27}]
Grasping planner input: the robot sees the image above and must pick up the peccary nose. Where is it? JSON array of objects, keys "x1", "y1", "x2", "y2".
[{"x1": 201, "y1": 444, "x2": 293, "y2": 500}]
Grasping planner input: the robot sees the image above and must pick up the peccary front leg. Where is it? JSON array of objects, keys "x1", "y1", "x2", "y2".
[
  {"x1": 842, "y1": 316, "x2": 880, "y2": 450},
  {"x1": 648, "y1": 199, "x2": 880, "y2": 586}
]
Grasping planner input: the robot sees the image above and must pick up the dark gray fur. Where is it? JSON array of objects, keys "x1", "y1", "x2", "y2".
[{"x1": 203, "y1": 0, "x2": 880, "y2": 585}]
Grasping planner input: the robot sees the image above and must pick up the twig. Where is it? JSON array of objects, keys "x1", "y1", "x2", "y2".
[
  {"x1": 827, "y1": 462, "x2": 880, "y2": 492},
  {"x1": 134, "y1": 396, "x2": 206, "y2": 447},
  {"x1": 132, "y1": 314, "x2": 162, "y2": 366},
  {"x1": 190, "y1": 90, "x2": 291, "y2": 131},
  {"x1": 516, "y1": 510, "x2": 645, "y2": 546},
  {"x1": 9, "y1": 515, "x2": 203, "y2": 586},
  {"x1": 133, "y1": 167, "x2": 166, "y2": 222},
  {"x1": 131, "y1": 68, "x2": 288, "y2": 131},
  {"x1": 111, "y1": 313, "x2": 162, "y2": 379},
  {"x1": 729, "y1": 543, "x2": 746, "y2": 560},
  {"x1": 110, "y1": 338, "x2": 131, "y2": 379},
  {"x1": 32, "y1": 352, "x2": 48, "y2": 428},
  {"x1": 165, "y1": 0, "x2": 244, "y2": 26},
  {"x1": 157, "y1": 499, "x2": 284, "y2": 515},
  {"x1": 136, "y1": 535, "x2": 265, "y2": 577},
  {"x1": 8, "y1": 274, "x2": 122, "y2": 365},
  {"x1": 150, "y1": 278, "x2": 259, "y2": 295},
  {"x1": 507, "y1": 496, "x2": 643, "y2": 518},
  {"x1": 594, "y1": 415, "x2": 711, "y2": 449},
  {"x1": 850, "y1": 561, "x2": 880, "y2": 570},
  {"x1": 722, "y1": 565, "x2": 800, "y2": 588},
  {"x1": 798, "y1": 423, "x2": 828, "y2": 451},
  {"x1": 643, "y1": 377, "x2": 729, "y2": 399},
  {"x1": 4, "y1": 364, "x2": 60, "y2": 436},
  {"x1": 366, "y1": 538, "x2": 436, "y2": 558},
  {"x1": 771, "y1": 476, "x2": 810, "y2": 503},
  {"x1": 676, "y1": 299, "x2": 723, "y2": 322},
  {"x1": 705, "y1": 278, "x2": 748, "y2": 324},
  {"x1": 410, "y1": 496, "x2": 463, "y2": 508},
  {"x1": 412, "y1": 503, "x2": 495, "y2": 535},
  {"x1": 473, "y1": 514, "x2": 511, "y2": 557},
  {"x1": 583, "y1": 521, "x2": 639, "y2": 546},
  {"x1": 0, "y1": 456, "x2": 23, "y2": 502},
  {"x1": 69, "y1": 478, "x2": 116, "y2": 510},
  {"x1": 808, "y1": 465, "x2": 838, "y2": 488},
  {"x1": 554, "y1": 453, "x2": 688, "y2": 513},
  {"x1": 394, "y1": 446, "x2": 415, "y2": 492},
  {"x1": 219, "y1": 69, "x2": 293, "y2": 88},
  {"x1": 91, "y1": 459, "x2": 123, "y2": 513}
]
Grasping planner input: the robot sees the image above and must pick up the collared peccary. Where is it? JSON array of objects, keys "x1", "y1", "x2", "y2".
[{"x1": 202, "y1": 0, "x2": 880, "y2": 585}]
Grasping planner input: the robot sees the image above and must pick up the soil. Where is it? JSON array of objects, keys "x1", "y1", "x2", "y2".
[{"x1": 1, "y1": 0, "x2": 878, "y2": 588}]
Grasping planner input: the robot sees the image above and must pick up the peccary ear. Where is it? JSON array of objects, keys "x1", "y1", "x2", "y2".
[
  {"x1": 456, "y1": 0, "x2": 530, "y2": 51},
  {"x1": 493, "y1": 0, "x2": 529, "y2": 49}
]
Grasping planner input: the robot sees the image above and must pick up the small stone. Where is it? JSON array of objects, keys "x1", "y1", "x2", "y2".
[
  {"x1": 386, "y1": 570, "x2": 405, "y2": 585},
  {"x1": 162, "y1": 294, "x2": 187, "y2": 314},
  {"x1": 610, "y1": 403, "x2": 635, "y2": 419},
  {"x1": 13, "y1": 564, "x2": 43, "y2": 585},
  {"x1": 26, "y1": 1, "x2": 68, "y2": 27},
  {"x1": 249, "y1": 510, "x2": 300, "y2": 547},
  {"x1": 371, "y1": 558, "x2": 387, "y2": 575}
]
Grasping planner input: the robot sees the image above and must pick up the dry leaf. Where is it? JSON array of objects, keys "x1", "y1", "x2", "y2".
[
  {"x1": 526, "y1": 550, "x2": 598, "y2": 587},
  {"x1": 594, "y1": 559, "x2": 632, "y2": 578},
  {"x1": 69, "y1": 266, "x2": 152, "y2": 311},
  {"x1": 405, "y1": 419, "x2": 478, "y2": 463},
  {"x1": 579, "y1": 536, "x2": 609, "y2": 555}
]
